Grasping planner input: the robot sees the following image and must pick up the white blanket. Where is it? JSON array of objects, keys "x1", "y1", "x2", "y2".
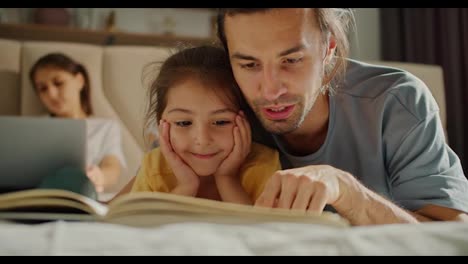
[{"x1": 1, "y1": 221, "x2": 468, "y2": 255}]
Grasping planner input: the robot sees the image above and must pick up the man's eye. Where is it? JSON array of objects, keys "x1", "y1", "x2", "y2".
[
  {"x1": 284, "y1": 57, "x2": 302, "y2": 64},
  {"x1": 213, "y1": 120, "x2": 231, "y2": 126},
  {"x1": 174, "y1": 121, "x2": 192, "y2": 127},
  {"x1": 240, "y1": 62, "x2": 259, "y2": 69}
]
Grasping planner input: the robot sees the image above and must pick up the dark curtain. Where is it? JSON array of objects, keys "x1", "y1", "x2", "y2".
[{"x1": 380, "y1": 8, "x2": 468, "y2": 173}]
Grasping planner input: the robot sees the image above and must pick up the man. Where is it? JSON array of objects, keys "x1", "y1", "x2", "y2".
[{"x1": 217, "y1": 8, "x2": 468, "y2": 225}]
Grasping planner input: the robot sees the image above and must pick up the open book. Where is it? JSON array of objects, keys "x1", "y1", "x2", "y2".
[{"x1": 0, "y1": 189, "x2": 350, "y2": 228}]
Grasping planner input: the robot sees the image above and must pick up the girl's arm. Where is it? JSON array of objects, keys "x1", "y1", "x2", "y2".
[
  {"x1": 115, "y1": 176, "x2": 135, "y2": 197},
  {"x1": 215, "y1": 174, "x2": 252, "y2": 205}
]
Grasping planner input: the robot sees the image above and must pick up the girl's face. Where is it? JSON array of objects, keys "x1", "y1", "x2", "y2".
[
  {"x1": 33, "y1": 66, "x2": 84, "y2": 118},
  {"x1": 161, "y1": 78, "x2": 238, "y2": 177}
]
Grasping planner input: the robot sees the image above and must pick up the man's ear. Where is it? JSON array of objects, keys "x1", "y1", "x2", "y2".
[
  {"x1": 323, "y1": 34, "x2": 337, "y2": 64},
  {"x1": 321, "y1": 34, "x2": 337, "y2": 86}
]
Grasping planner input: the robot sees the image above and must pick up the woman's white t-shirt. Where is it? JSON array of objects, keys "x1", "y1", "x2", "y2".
[{"x1": 85, "y1": 118, "x2": 126, "y2": 169}]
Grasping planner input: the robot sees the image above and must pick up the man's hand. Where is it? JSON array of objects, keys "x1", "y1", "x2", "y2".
[
  {"x1": 255, "y1": 165, "x2": 420, "y2": 225},
  {"x1": 159, "y1": 120, "x2": 199, "y2": 196},
  {"x1": 255, "y1": 165, "x2": 345, "y2": 213}
]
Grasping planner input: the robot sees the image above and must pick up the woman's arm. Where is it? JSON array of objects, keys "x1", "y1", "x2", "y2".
[
  {"x1": 87, "y1": 155, "x2": 121, "y2": 192},
  {"x1": 99, "y1": 155, "x2": 121, "y2": 186},
  {"x1": 115, "y1": 176, "x2": 135, "y2": 197}
]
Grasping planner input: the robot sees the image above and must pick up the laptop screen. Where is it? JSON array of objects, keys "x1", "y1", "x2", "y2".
[{"x1": 0, "y1": 116, "x2": 86, "y2": 193}]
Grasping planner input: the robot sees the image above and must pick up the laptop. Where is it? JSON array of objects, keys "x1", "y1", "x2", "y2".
[{"x1": 0, "y1": 116, "x2": 86, "y2": 193}]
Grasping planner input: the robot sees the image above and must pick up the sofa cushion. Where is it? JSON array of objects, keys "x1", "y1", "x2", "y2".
[
  {"x1": 103, "y1": 45, "x2": 171, "y2": 150},
  {"x1": 0, "y1": 39, "x2": 21, "y2": 115}
]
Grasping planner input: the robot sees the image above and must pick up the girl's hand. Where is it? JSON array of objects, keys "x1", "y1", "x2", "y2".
[
  {"x1": 214, "y1": 112, "x2": 253, "y2": 205},
  {"x1": 214, "y1": 112, "x2": 252, "y2": 180},
  {"x1": 159, "y1": 120, "x2": 199, "y2": 196}
]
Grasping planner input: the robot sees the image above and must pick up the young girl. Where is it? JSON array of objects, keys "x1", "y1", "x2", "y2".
[
  {"x1": 29, "y1": 53, "x2": 127, "y2": 194},
  {"x1": 131, "y1": 45, "x2": 281, "y2": 204}
]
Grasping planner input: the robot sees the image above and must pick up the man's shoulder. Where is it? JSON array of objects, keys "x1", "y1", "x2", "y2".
[
  {"x1": 340, "y1": 59, "x2": 429, "y2": 98},
  {"x1": 338, "y1": 59, "x2": 439, "y2": 118}
]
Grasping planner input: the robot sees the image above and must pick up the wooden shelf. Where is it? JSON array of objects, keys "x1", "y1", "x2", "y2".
[{"x1": 0, "y1": 23, "x2": 215, "y2": 47}]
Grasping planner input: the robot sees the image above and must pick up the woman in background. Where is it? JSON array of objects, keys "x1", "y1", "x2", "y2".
[{"x1": 29, "y1": 53, "x2": 126, "y2": 193}]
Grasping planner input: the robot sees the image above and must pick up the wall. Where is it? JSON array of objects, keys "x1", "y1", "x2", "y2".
[
  {"x1": 0, "y1": 8, "x2": 381, "y2": 59},
  {"x1": 89, "y1": 8, "x2": 381, "y2": 59},
  {"x1": 0, "y1": 8, "x2": 216, "y2": 38},
  {"x1": 95, "y1": 8, "x2": 381, "y2": 59},
  {"x1": 86, "y1": 8, "x2": 215, "y2": 38},
  {"x1": 349, "y1": 8, "x2": 382, "y2": 60}
]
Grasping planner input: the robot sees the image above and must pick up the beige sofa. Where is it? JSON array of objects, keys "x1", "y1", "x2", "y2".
[
  {"x1": 0, "y1": 38, "x2": 172, "y2": 198},
  {"x1": 0, "y1": 38, "x2": 448, "y2": 198}
]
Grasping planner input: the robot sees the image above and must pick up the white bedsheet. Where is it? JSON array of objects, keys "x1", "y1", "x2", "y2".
[{"x1": 1, "y1": 220, "x2": 468, "y2": 255}]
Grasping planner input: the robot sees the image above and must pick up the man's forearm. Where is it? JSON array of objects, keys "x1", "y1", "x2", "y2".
[
  {"x1": 334, "y1": 174, "x2": 419, "y2": 225},
  {"x1": 413, "y1": 204, "x2": 468, "y2": 222}
]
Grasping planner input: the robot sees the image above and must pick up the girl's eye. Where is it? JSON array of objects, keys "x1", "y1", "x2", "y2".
[
  {"x1": 54, "y1": 81, "x2": 64, "y2": 87},
  {"x1": 213, "y1": 120, "x2": 231, "y2": 126},
  {"x1": 174, "y1": 121, "x2": 192, "y2": 127}
]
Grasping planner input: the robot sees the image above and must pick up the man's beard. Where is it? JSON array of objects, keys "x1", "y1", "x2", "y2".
[{"x1": 250, "y1": 94, "x2": 312, "y2": 135}]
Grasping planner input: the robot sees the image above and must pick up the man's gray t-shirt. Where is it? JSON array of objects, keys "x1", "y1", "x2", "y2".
[{"x1": 259, "y1": 59, "x2": 468, "y2": 212}]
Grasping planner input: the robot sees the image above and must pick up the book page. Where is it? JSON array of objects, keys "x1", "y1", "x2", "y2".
[
  {"x1": 0, "y1": 212, "x2": 97, "y2": 222},
  {"x1": 105, "y1": 211, "x2": 348, "y2": 228},
  {"x1": 106, "y1": 192, "x2": 349, "y2": 228},
  {"x1": 0, "y1": 189, "x2": 108, "y2": 217}
]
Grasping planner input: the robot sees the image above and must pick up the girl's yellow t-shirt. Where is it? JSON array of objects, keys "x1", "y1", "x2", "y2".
[{"x1": 131, "y1": 142, "x2": 281, "y2": 201}]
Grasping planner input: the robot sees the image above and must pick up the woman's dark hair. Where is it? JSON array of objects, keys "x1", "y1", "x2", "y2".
[
  {"x1": 29, "y1": 52, "x2": 93, "y2": 115},
  {"x1": 143, "y1": 45, "x2": 245, "y2": 147}
]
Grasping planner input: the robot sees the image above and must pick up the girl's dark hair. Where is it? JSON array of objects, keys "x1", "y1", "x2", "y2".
[
  {"x1": 216, "y1": 8, "x2": 355, "y2": 89},
  {"x1": 29, "y1": 52, "x2": 93, "y2": 116},
  {"x1": 143, "y1": 45, "x2": 245, "y2": 146}
]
